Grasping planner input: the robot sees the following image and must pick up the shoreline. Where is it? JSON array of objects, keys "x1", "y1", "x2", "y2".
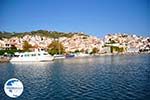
[
  {"x1": 0, "y1": 52, "x2": 149, "y2": 63},
  {"x1": 0, "y1": 57, "x2": 10, "y2": 63}
]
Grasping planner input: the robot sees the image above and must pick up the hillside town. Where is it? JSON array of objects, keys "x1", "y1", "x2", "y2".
[{"x1": 0, "y1": 32, "x2": 150, "y2": 55}]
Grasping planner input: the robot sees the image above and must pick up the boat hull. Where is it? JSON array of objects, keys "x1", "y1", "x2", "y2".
[
  {"x1": 53, "y1": 55, "x2": 65, "y2": 59},
  {"x1": 10, "y1": 56, "x2": 54, "y2": 62},
  {"x1": 10, "y1": 51, "x2": 54, "y2": 62}
]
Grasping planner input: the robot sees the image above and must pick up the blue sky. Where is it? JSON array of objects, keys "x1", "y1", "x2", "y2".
[{"x1": 0, "y1": 0, "x2": 149, "y2": 37}]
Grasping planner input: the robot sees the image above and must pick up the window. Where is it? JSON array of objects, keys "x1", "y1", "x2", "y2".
[
  {"x1": 15, "y1": 55, "x2": 19, "y2": 57},
  {"x1": 43, "y1": 53, "x2": 48, "y2": 55},
  {"x1": 31, "y1": 54, "x2": 36, "y2": 56},
  {"x1": 24, "y1": 54, "x2": 29, "y2": 57}
]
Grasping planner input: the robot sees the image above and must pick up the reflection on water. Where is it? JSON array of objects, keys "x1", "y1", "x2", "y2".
[
  {"x1": 12, "y1": 62, "x2": 52, "y2": 78},
  {"x1": 0, "y1": 54, "x2": 150, "y2": 100}
]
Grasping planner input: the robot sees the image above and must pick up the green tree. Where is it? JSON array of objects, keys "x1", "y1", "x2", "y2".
[
  {"x1": 80, "y1": 49, "x2": 84, "y2": 53},
  {"x1": 92, "y1": 47, "x2": 99, "y2": 54},
  {"x1": 0, "y1": 50, "x2": 22, "y2": 55},
  {"x1": 74, "y1": 49, "x2": 80, "y2": 53},
  {"x1": 11, "y1": 45, "x2": 17, "y2": 50},
  {"x1": 111, "y1": 46, "x2": 126, "y2": 53},
  {"x1": 48, "y1": 41, "x2": 65, "y2": 55},
  {"x1": 23, "y1": 41, "x2": 32, "y2": 51}
]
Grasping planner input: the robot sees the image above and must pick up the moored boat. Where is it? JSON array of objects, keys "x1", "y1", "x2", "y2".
[
  {"x1": 74, "y1": 53, "x2": 90, "y2": 58},
  {"x1": 53, "y1": 54, "x2": 65, "y2": 59},
  {"x1": 65, "y1": 54, "x2": 75, "y2": 58},
  {"x1": 10, "y1": 51, "x2": 54, "y2": 62}
]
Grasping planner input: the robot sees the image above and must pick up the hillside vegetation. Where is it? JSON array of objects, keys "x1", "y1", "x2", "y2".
[{"x1": 0, "y1": 30, "x2": 88, "y2": 39}]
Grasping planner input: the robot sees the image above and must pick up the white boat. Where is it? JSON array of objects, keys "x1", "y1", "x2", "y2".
[
  {"x1": 10, "y1": 51, "x2": 54, "y2": 62},
  {"x1": 74, "y1": 53, "x2": 90, "y2": 58},
  {"x1": 53, "y1": 54, "x2": 65, "y2": 59}
]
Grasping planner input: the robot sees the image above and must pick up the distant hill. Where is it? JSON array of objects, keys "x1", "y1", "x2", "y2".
[
  {"x1": 0, "y1": 30, "x2": 88, "y2": 39},
  {"x1": 0, "y1": 31, "x2": 13, "y2": 39}
]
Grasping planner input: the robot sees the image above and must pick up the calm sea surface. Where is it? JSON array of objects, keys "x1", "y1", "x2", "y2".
[{"x1": 0, "y1": 54, "x2": 150, "y2": 100}]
